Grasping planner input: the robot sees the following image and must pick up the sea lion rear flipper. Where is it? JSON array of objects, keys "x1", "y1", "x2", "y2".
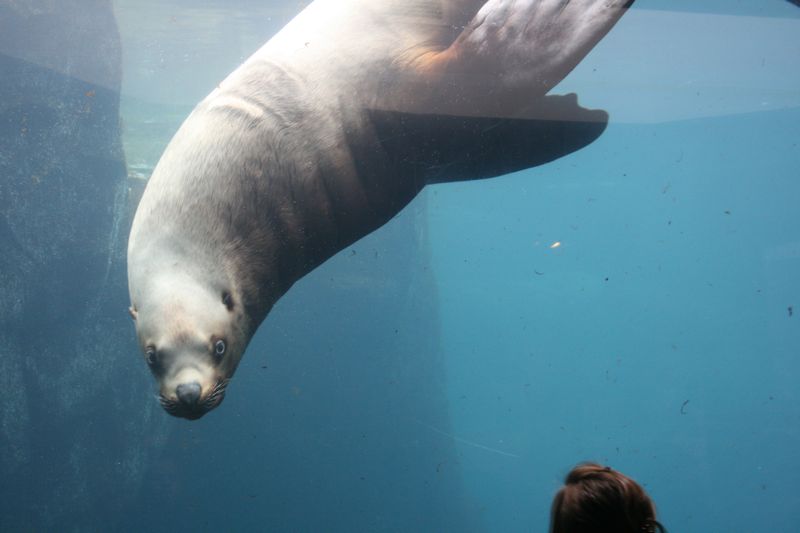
[
  {"x1": 369, "y1": 93, "x2": 608, "y2": 185},
  {"x1": 391, "y1": 0, "x2": 635, "y2": 118}
]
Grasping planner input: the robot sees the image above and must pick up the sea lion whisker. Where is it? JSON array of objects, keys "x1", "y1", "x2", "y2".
[
  {"x1": 204, "y1": 390, "x2": 226, "y2": 406},
  {"x1": 158, "y1": 395, "x2": 177, "y2": 410}
]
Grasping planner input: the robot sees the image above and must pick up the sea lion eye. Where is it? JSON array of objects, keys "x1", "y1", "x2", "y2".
[
  {"x1": 222, "y1": 291, "x2": 233, "y2": 311},
  {"x1": 214, "y1": 339, "x2": 226, "y2": 358},
  {"x1": 145, "y1": 346, "x2": 158, "y2": 366}
]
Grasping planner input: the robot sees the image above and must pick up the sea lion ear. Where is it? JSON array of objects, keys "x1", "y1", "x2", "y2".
[{"x1": 128, "y1": 306, "x2": 138, "y2": 321}]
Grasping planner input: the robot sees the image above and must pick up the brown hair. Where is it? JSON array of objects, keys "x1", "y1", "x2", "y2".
[{"x1": 549, "y1": 463, "x2": 666, "y2": 533}]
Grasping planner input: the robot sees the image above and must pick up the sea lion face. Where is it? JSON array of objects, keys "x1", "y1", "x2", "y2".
[{"x1": 130, "y1": 275, "x2": 248, "y2": 420}]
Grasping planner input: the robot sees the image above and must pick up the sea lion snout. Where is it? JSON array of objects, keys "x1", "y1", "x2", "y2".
[
  {"x1": 159, "y1": 375, "x2": 230, "y2": 419},
  {"x1": 160, "y1": 382, "x2": 211, "y2": 419},
  {"x1": 176, "y1": 381, "x2": 202, "y2": 406}
]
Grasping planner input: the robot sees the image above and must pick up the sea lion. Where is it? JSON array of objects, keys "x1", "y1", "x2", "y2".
[{"x1": 127, "y1": 0, "x2": 635, "y2": 419}]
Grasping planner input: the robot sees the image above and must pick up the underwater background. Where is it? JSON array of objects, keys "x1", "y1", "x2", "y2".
[{"x1": 1, "y1": 0, "x2": 798, "y2": 531}]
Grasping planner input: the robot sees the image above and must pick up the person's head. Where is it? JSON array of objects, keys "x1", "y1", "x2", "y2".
[{"x1": 549, "y1": 463, "x2": 665, "y2": 533}]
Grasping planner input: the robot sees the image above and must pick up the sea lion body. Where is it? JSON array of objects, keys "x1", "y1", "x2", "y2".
[{"x1": 128, "y1": 0, "x2": 634, "y2": 419}]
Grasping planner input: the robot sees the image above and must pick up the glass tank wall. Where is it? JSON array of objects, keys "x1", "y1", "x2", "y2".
[{"x1": 1, "y1": 1, "x2": 798, "y2": 531}]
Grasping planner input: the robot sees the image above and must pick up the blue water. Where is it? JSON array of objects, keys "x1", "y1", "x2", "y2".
[
  {"x1": 428, "y1": 4, "x2": 800, "y2": 529},
  {"x1": 2, "y1": 1, "x2": 798, "y2": 532},
  {"x1": 430, "y1": 107, "x2": 800, "y2": 530}
]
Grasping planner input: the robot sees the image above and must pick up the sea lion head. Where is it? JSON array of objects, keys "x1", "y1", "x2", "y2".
[{"x1": 129, "y1": 272, "x2": 250, "y2": 420}]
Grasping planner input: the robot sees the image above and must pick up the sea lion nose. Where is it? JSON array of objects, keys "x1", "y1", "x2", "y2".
[{"x1": 176, "y1": 382, "x2": 202, "y2": 406}]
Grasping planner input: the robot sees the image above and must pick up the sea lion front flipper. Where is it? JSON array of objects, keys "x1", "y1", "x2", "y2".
[{"x1": 369, "y1": 93, "x2": 608, "y2": 186}]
